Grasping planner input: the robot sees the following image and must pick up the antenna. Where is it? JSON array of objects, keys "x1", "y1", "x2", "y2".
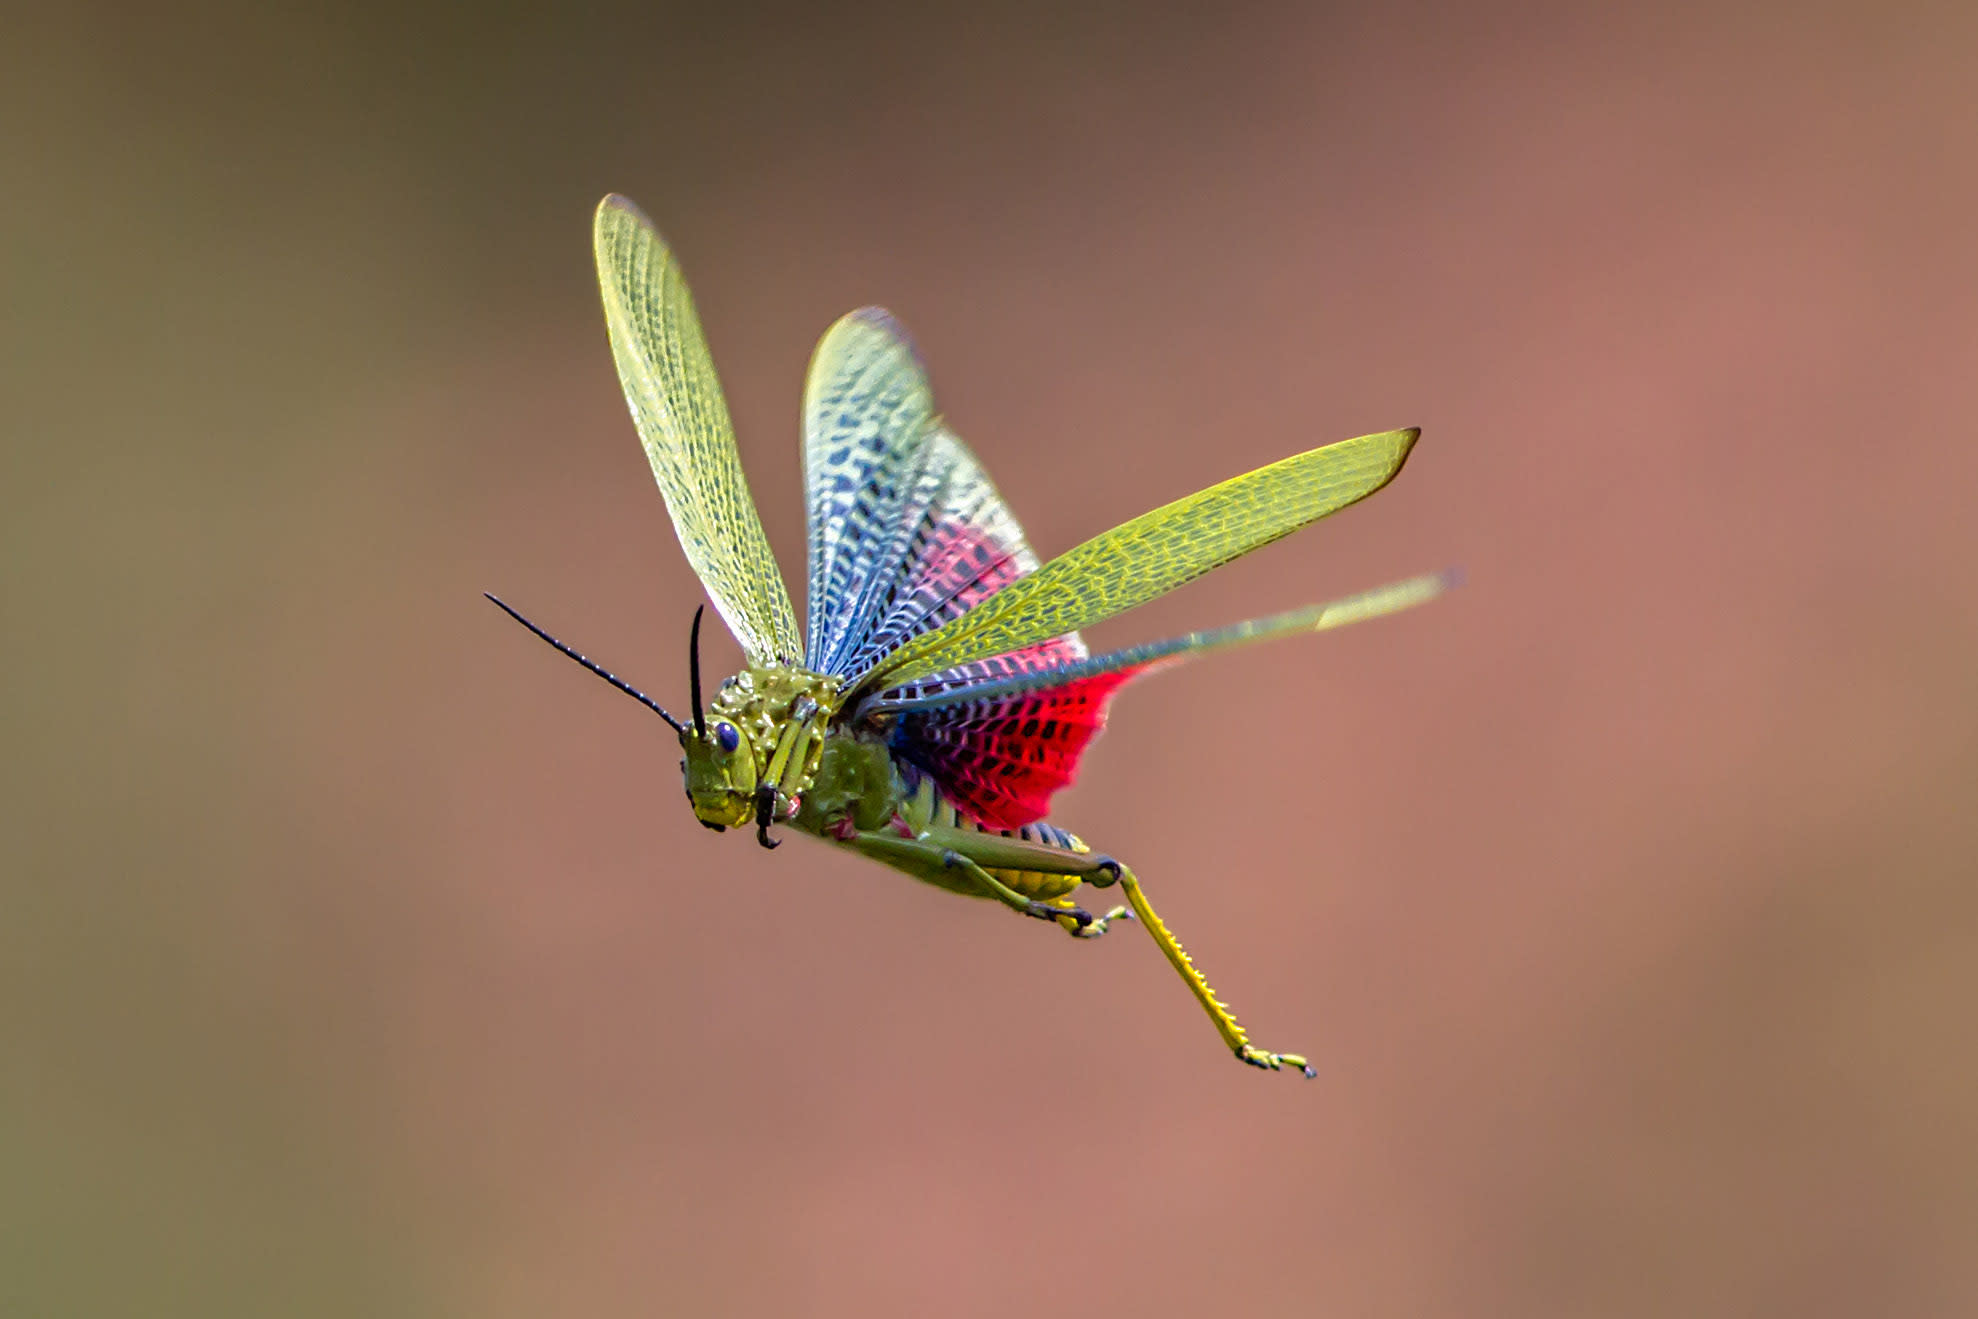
[
  {"x1": 688, "y1": 604, "x2": 708, "y2": 738},
  {"x1": 484, "y1": 593, "x2": 685, "y2": 735}
]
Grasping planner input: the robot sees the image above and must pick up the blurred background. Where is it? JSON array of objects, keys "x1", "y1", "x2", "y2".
[{"x1": 6, "y1": 2, "x2": 1976, "y2": 1315}]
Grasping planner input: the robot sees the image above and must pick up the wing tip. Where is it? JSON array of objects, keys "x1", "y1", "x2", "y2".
[
  {"x1": 594, "y1": 195, "x2": 664, "y2": 259},
  {"x1": 596, "y1": 192, "x2": 651, "y2": 224},
  {"x1": 1332, "y1": 424, "x2": 1422, "y2": 500},
  {"x1": 1372, "y1": 425, "x2": 1422, "y2": 488},
  {"x1": 1325, "y1": 425, "x2": 1420, "y2": 465},
  {"x1": 834, "y1": 306, "x2": 927, "y2": 370}
]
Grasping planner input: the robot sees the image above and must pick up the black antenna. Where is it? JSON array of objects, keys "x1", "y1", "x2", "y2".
[
  {"x1": 688, "y1": 604, "x2": 708, "y2": 738},
  {"x1": 484, "y1": 593, "x2": 685, "y2": 735}
]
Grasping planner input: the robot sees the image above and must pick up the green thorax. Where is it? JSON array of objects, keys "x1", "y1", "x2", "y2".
[
  {"x1": 792, "y1": 729, "x2": 905, "y2": 837},
  {"x1": 710, "y1": 665, "x2": 843, "y2": 762},
  {"x1": 683, "y1": 664, "x2": 846, "y2": 831}
]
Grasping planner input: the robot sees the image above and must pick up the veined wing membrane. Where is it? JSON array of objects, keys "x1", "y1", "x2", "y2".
[
  {"x1": 869, "y1": 570, "x2": 1455, "y2": 715},
  {"x1": 594, "y1": 195, "x2": 802, "y2": 665},
  {"x1": 855, "y1": 427, "x2": 1419, "y2": 691},
  {"x1": 802, "y1": 309, "x2": 938, "y2": 673}
]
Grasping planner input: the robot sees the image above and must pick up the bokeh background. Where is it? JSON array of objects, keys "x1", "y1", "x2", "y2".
[{"x1": 7, "y1": 2, "x2": 1976, "y2": 1315}]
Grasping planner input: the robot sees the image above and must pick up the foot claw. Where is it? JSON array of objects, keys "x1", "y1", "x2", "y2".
[
  {"x1": 1237, "y1": 1045, "x2": 1316, "y2": 1078},
  {"x1": 1023, "y1": 900, "x2": 1076, "y2": 923},
  {"x1": 1070, "y1": 903, "x2": 1133, "y2": 939}
]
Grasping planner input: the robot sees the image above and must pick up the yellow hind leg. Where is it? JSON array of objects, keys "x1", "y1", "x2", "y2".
[
  {"x1": 1101, "y1": 863, "x2": 1315, "y2": 1078},
  {"x1": 845, "y1": 827, "x2": 1308, "y2": 1076}
]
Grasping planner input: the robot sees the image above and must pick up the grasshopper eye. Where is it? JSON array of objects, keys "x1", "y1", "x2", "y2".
[{"x1": 714, "y1": 721, "x2": 741, "y2": 753}]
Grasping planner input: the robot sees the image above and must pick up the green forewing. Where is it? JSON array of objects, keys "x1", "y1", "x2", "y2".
[
  {"x1": 856, "y1": 427, "x2": 1419, "y2": 691},
  {"x1": 594, "y1": 196, "x2": 802, "y2": 665}
]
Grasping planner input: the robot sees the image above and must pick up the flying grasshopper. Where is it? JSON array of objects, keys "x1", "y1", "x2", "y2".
[{"x1": 489, "y1": 195, "x2": 1450, "y2": 1076}]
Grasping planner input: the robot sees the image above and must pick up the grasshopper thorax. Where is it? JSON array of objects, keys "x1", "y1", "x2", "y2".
[{"x1": 682, "y1": 665, "x2": 843, "y2": 834}]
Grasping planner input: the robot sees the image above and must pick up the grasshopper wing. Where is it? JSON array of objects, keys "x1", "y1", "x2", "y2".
[
  {"x1": 871, "y1": 570, "x2": 1454, "y2": 716},
  {"x1": 867, "y1": 572, "x2": 1452, "y2": 828},
  {"x1": 801, "y1": 308, "x2": 939, "y2": 673},
  {"x1": 853, "y1": 428, "x2": 1419, "y2": 692},
  {"x1": 594, "y1": 196, "x2": 802, "y2": 665},
  {"x1": 799, "y1": 309, "x2": 1089, "y2": 681}
]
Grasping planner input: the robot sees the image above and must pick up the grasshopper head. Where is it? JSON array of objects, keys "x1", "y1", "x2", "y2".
[
  {"x1": 676, "y1": 609, "x2": 841, "y2": 838},
  {"x1": 678, "y1": 606, "x2": 756, "y2": 831},
  {"x1": 680, "y1": 712, "x2": 758, "y2": 830},
  {"x1": 684, "y1": 665, "x2": 841, "y2": 836}
]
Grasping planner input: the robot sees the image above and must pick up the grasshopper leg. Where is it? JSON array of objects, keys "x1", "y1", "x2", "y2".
[
  {"x1": 934, "y1": 848, "x2": 1089, "y2": 926},
  {"x1": 1108, "y1": 862, "x2": 1315, "y2": 1079},
  {"x1": 846, "y1": 827, "x2": 1310, "y2": 1076},
  {"x1": 1051, "y1": 896, "x2": 1134, "y2": 939},
  {"x1": 931, "y1": 859, "x2": 1129, "y2": 939},
  {"x1": 847, "y1": 829, "x2": 1123, "y2": 936},
  {"x1": 999, "y1": 853, "x2": 1310, "y2": 1073},
  {"x1": 927, "y1": 852, "x2": 1128, "y2": 942}
]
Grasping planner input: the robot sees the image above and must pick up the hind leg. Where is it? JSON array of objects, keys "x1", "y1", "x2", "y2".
[
  {"x1": 1107, "y1": 863, "x2": 1313, "y2": 1077},
  {"x1": 846, "y1": 827, "x2": 1310, "y2": 1077}
]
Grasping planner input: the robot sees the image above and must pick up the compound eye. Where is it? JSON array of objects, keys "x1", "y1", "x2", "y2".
[{"x1": 714, "y1": 721, "x2": 741, "y2": 753}]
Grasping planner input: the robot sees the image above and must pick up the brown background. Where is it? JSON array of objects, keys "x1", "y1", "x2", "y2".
[{"x1": 7, "y1": 2, "x2": 1976, "y2": 1315}]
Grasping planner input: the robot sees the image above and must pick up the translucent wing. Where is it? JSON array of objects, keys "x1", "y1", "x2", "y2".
[
  {"x1": 871, "y1": 571, "x2": 1455, "y2": 717},
  {"x1": 594, "y1": 195, "x2": 802, "y2": 665},
  {"x1": 852, "y1": 428, "x2": 1419, "y2": 693},
  {"x1": 801, "y1": 309, "x2": 938, "y2": 673},
  {"x1": 833, "y1": 426, "x2": 1077, "y2": 678},
  {"x1": 798, "y1": 307, "x2": 1084, "y2": 679},
  {"x1": 867, "y1": 572, "x2": 1452, "y2": 827},
  {"x1": 821, "y1": 414, "x2": 1101, "y2": 822}
]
